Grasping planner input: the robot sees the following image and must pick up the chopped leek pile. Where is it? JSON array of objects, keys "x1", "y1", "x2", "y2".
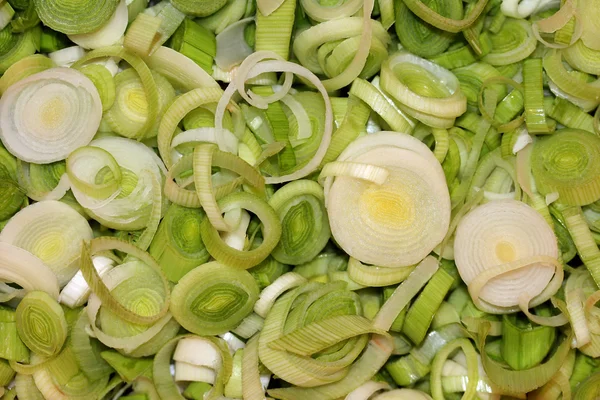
[{"x1": 2, "y1": 0, "x2": 600, "y2": 399}]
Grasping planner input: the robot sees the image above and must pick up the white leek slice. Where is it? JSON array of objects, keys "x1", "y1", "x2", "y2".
[
  {"x1": 215, "y1": 17, "x2": 254, "y2": 71},
  {"x1": 173, "y1": 337, "x2": 222, "y2": 383},
  {"x1": 48, "y1": 46, "x2": 87, "y2": 67},
  {"x1": 0, "y1": 67, "x2": 102, "y2": 163},
  {"x1": 221, "y1": 209, "x2": 251, "y2": 251},
  {"x1": 71, "y1": 136, "x2": 165, "y2": 230},
  {"x1": 345, "y1": 380, "x2": 390, "y2": 400},
  {"x1": 254, "y1": 272, "x2": 307, "y2": 318},
  {"x1": 323, "y1": 132, "x2": 451, "y2": 268},
  {"x1": 69, "y1": 0, "x2": 128, "y2": 49},
  {"x1": 0, "y1": 242, "x2": 60, "y2": 299},
  {"x1": 58, "y1": 256, "x2": 115, "y2": 308},
  {"x1": 219, "y1": 332, "x2": 246, "y2": 353},
  {"x1": 0, "y1": 200, "x2": 93, "y2": 287},
  {"x1": 372, "y1": 389, "x2": 434, "y2": 400},
  {"x1": 454, "y1": 199, "x2": 559, "y2": 310}
]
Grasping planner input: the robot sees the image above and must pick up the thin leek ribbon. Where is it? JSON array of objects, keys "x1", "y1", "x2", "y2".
[
  {"x1": 200, "y1": 191, "x2": 281, "y2": 269},
  {"x1": 0, "y1": 67, "x2": 102, "y2": 163},
  {"x1": 402, "y1": 0, "x2": 487, "y2": 33},
  {"x1": 258, "y1": 281, "x2": 376, "y2": 388},
  {"x1": 80, "y1": 237, "x2": 170, "y2": 325},
  {"x1": 268, "y1": 179, "x2": 330, "y2": 265},
  {"x1": 214, "y1": 53, "x2": 334, "y2": 184},
  {"x1": 170, "y1": 261, "x2": 259, "y2": 336},
  {"x1": 193, "y1": 143, "x2": 264, "y2": 231},
  {"x1": 323, "y1": 132, "x2": 451, "y2": 268},
  {"x1": 0, "y1": 200, "x2": 93, "y2": 287},
  {"x1": 292, "y1": 10, "x2": 389, "y2": 87},
  {"x1": 478, "y1": 322, "x2": 573, "y2": 394},
  {"x1": 91, "y1": 260, "x2": 178, "y2": 356}
]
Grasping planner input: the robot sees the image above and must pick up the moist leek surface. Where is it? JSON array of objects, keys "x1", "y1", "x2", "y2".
[{"x1": 0, "y1": 0, "x2": 599, "y2": 399}]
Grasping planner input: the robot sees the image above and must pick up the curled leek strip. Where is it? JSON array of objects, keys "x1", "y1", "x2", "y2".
[
  {"x1": 68, "y1": 0, "x2": 128, "y2": 49},
  {"x1": 323, "y1": 132, "x2": 451, "y2": 268},
  {"x1": 170, "y1": 261, "x2": 259, "y2": 335},
  {"x1": 0, "y1": 200, "x2": 93, "y2": 287},
  {"x1": 380, "y1": 52, "x2": 467, "y2": 128},
  {"x1": 66, "y1": 146, "x2": 121, "y2": 200},
  {"x1": 214, "y1": 54, "x2": 334, "y2": 184},
  {"x1": 80, "y1": 237, "x2": 170, "y2": 326},
  {"x1": 33, "y1": 0, "x2": 120, "y2": 35},
  {"x1": 268, "y1": 180, "x2": 330, "y2": 265},
  {"x1": 0, "y1": 67, "x2": 102, "y2": 163},
  {"x1": 258, "y1": 281, "x2": 375, "y2": 387},
  {"x1": 292, "y1": 14, "x2": 390, "y2": 83},
  {"x1": 531, "y1": 129, "x2": 600, "y2": 206},
  {"x1": 16, "y1": 291, "x2": 67, "y2": 357},
  {"x1": 193, "y1": 143, "x2": 265, "y2": 231},
  {"x1": 200, "y1": 191, "x2": 282, "y2": 269},
  {"x1": 402, "y1": 0, "x2": 487, "y2": 33},
  {"x1": 455, "y1": 200, "x2": 563, "y2": 314},
  {"x1": 89, "y1": 259, "x2": 178, "y2": 356}
]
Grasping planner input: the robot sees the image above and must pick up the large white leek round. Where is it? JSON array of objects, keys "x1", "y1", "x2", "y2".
[
  {"x1": 0, "y1": 67, "x2": 102, "y2": 163},
  {"x1": 323, "y1": 131, "x2": 451, "y2": 268},
  {"x1": 0, "y1": 201, "x2": 93, "y2": 287},
  {"x1": 454, "y1": 199, "x2": 559, "y2": 310}
]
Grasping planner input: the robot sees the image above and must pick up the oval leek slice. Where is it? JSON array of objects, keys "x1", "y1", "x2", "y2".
[
  {"x1": 0, "y1": 200, "x2": 93, "y2": 287},
  {"x1": 454, "y1": 199, "x2": 560, "y2": 311},
  {"x1": 33, "y1": 0, "x2": 120, "y2": 35},
  {"x1": 323, "y1": 132, "x2": 451, "y2": 268},
  {"x1": 269, "y1": 180, "x2": 330, "y2": 265},
  {"x1": 16, "y1": 291, "x2": 67, "y2": 357},
  {"x1": 0, "y1": 67, "x2": 102, "y2": 163},
  {"x1": 531, "y1": 129, "x2": 600, "y2": 206},
  {"x1": 170, "y1": 261, "x2": 259, "y2": 336}
]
